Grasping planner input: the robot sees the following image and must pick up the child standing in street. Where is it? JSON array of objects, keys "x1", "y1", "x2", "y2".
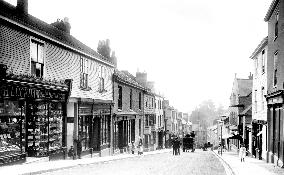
[{"x1": 239, "y1": 144, "x2": 246, "y2": 162}]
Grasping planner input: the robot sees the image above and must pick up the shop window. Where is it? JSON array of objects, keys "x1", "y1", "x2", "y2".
[
  {"x1": 78, "y1": 105, "x2": 91, "y2": 151},
  {"x1": 101, "y1": 115, "x2": 110, "y2": 145},
  {"x1": 30, "y1": 40, "x2": 44, "y2": 78},
  {"x1": 0, "y1": 100, "x2": 25, "y2": 156},
  {"x1": 27, "y1": 102, "x2": 63, "y2": 157}
]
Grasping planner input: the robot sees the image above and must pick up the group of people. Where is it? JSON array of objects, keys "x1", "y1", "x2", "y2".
[
  {"x1": 130, "y1": 137, "x2": 144, "y2": 155},
  {"x1": 172, "y1": 137, "x2": 181, "y2": 155}
]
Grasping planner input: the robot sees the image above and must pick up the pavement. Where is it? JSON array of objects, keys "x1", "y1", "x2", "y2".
[
  {"x1": 212, "y1": 149, "x2": 284, "y2": 175},
  {"x1": 2, "y1": 148, "x2": 284, "y2": 175},
  {"x1": 0, "y1": 149, "x2": 172, "y2": 175}
]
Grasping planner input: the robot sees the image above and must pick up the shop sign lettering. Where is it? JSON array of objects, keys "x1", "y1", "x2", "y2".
[{"x1": 1, "y1": 86, "x2": 66, "y2": 101}]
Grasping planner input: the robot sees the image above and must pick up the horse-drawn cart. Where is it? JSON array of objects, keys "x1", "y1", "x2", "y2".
[{"x1": 182, "y1": 133, "x2": 195, "y2": 152}]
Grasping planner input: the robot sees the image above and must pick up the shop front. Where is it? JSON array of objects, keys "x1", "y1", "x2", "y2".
[
  {"x1": 76, "y1": 101, "x2": 112, "y2": 157},
  {"x1": 113, "y1": 112, "x2": 137, "y2": 153},
  {"x1": 0, "y1": 65, "x2": 71, "y2": 165},
  {"x1": 266, "y1": 90, "x2": 284, "y2": 166}
]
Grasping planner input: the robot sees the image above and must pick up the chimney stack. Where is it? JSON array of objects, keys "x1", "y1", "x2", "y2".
[
  {"x1": 136, "y1": 72, "x2": 147, "y2": 87},
  {"x1": 248, "y1": 72, "x2": 253, "y2": 79},
  {"x1": 17, "y1": 0, "x2": 28, "y2": 14},
  {"x1": 51, "y1": 17, "x2": 71, "y2": 34}
]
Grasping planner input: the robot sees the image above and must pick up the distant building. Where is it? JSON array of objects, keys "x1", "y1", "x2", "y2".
[{"x1": 228, "y1": 73, "x2": 252, "y2": 151}]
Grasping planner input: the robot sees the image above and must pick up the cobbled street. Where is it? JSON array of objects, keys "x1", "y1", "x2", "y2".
[{"x1": 42, "y1": 150, "x2": 226, "y2": 175}]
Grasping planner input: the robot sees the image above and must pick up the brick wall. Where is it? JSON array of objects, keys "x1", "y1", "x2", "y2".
[{"x1": 113, "y1": 81, "x2": 144, "y2": 115}]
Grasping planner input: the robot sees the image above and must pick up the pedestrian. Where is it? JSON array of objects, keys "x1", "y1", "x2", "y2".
[
  {"x1": 239, "y1": 144, "x2": 246, "y2": 162},
  {"x1": 74, "y1": 137, "x2": 85, "y2": 159},
  {"x1": 68, "y1": 146, "x2": 75, "y2": 160},
  {"x1": 172, "y1": 137, "x2": 177, "y2": 155},
  {"x1": 131, "y1": 141, "x2": 135, "y2": 154},
  {"x1": 176, "y1": 138, "x2": 181, "y2": 155},
  {"x1": 138, "y1": 142, "x2": 143, "y2": 155}
]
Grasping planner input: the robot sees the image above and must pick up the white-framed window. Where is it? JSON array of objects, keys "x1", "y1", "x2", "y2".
[
  {"x1": 262, "y1": 49, "x2": 266, "y2": 74},
  {"x1": 30, "y1": 40, "x2": 44, "y2": 78},
  {"x1": 80, "y1": 57, "x2": 88, "y2": 89},
  {"x1": 130, "y1": 89, "x2": 133, "y2": 110},
  {"x1": 138, "y1": 92, "x2": 142, "y2": 110},
  {"x1": 275, "y1": 10, "x2": 279, "y2": 39},
  {"x1": 261, "y1": 87, "x2": 265, "y2": 110},
  {"x1": 274, "y1": 51, "x2": 278, "y2": 87},
  {"x1": 118, "y1": 85, "x2": 122, "y2": 110},
  {"x1": 254, "y1": 58, "x2": 259, "y2": 78},
  {"x1": 254, "y1": 90, "x2": 257, "y2": 113},
  {"x1": 99, "y1": 66, "x2": 105, "y2": 92}
]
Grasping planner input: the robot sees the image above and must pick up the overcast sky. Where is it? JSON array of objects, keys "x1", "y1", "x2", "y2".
[{"x1": 6, "y1": 0, "x2": 271, "y2": 113}]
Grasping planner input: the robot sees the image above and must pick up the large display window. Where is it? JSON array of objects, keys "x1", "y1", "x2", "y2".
[
  {"x1": 0, "y1": 100, "x2": 25, "y2": 156},
  {"x1": 26, "y1": 102, "x2": 63, "y2": 157}
]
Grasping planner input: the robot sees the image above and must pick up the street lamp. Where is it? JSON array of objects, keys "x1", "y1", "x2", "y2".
[{"x1": 217, "y1": 119, "x2": 224, "y2": 155}]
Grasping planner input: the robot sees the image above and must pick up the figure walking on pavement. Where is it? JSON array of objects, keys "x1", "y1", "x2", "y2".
[
  {"x1": 74, "y1": 136, "x2": 86, "y2": 159},
  {"x1": 239, "y1": 143, "x2": 246, "y2": 162},
  {"x1": 176, "y1": 137, "x2": 181, "y2": 155},
  {"x1": 172, "y1": 137, "x2": 177, "y2": 155}
]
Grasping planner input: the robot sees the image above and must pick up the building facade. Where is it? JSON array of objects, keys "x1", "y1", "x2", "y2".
[
  {"x1": 264, "y1": 0, "x2": 284, "y2": 166},
  {"x1": 112, "y1": 70, "x2": 144, "y2": 153},
  {"x1": 0, "y1": 0, "x2": 116, "y2": 164},
  {"x1": 154, "y1": 94, "x2": 164, "y2": 149},
  {"x1": 250, "y1": 36, "x2": 268, "y2": 160}
]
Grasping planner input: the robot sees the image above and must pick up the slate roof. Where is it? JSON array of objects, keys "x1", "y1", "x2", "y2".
[
  {"x1": 237, "y1": 78, "x2": 252, "y2": 96},
  {"x1": 114, "y1": 70, "x2": 146, "y2": 90},
  {"x1": 249, "y1": 36, "x2": 268, "y2": 59},
  {"x1": 264, "y1": 0, "x2": 279, "y2": 22},
  {"x1": 0, "y1": 0, "x2": 115, "y2": 66}
]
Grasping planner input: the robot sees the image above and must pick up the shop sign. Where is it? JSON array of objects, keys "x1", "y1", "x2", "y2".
[
  {"x1": 1, "y1": 86, "x2": 66, "y2": 101},
  {"x1": 79, "y1": 107, "x2": 92, "y2": 115},
  {"x1": 93, "y1": 109, "x2": 110, "y2": 115}
]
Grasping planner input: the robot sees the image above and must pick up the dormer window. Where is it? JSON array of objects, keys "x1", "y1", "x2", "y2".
[{"x1": 30, "y1": 40, "x2": 44, "y2": 78}]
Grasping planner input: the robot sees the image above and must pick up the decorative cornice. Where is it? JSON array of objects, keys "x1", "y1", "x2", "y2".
[{"x1": 1, "y1": 64, "x2": 70, "y2": 91}]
